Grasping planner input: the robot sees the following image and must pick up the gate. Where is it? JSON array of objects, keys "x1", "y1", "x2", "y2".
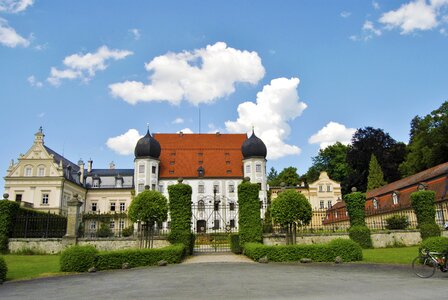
[{"x1": 192, "y1": 198, "x2": 238, "y2": 253}]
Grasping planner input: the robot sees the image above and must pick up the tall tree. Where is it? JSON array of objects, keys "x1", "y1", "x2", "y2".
[
  {"x1": 367, "y1": 154, "x2": 386, "y2": 191},
  {"x1": 399, "y1": 101, "x2": 448, "y2": 177},
  {"x1": 304, "y1": 142, "x2": 350, "y2": 185},
  {"x1": 275, "y1": 167, "x2": 300, "y2": 186},
  {"x1": 346, "y1": 127, "x2": 406, "y2": 193},
  {"x1": 267, "y1": 167, "x2": 278, "y2": 185}
]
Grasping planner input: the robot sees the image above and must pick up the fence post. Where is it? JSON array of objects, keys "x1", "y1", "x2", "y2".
[{"x1": 63, "y1": 194, "x2": 83, "y2": 246}]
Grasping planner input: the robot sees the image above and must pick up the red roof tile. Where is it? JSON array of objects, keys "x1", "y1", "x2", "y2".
[{"x1": 154, "y1": 133, "x2": 247, "y2": 179}]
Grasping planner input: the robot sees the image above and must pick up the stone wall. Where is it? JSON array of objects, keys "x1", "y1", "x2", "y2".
[{"x1": 9, "y1": 237, "x2": 170, "y2": 254}]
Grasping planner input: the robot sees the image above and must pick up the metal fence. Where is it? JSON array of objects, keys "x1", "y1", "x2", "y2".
[{"x1": 11, "y1": 211, "x2": 67, "y2": 238}]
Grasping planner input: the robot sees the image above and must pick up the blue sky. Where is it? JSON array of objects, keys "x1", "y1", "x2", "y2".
[{"x1": 1, "y1": 0, "x2": 448, "y2": 190}]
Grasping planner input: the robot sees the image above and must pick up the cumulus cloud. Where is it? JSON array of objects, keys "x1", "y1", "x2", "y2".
[
  {"x1": 350, "y1": 20, "x2": 382, "y2": 41},
  {"x1": 129, "y1": 28, "x2": 140, "y2": 40},
  {"x1": 0, "y1": 0, "x2": 34, "y2": 13},
  {"x1": 47, "y1": 45, "x2": 133, "y2": 86},
  {"x1": 379, "y1": 0, "x2": 448, "y2": 34},
  {"x1": 109, "y1": 42, "x2": 265, "y2": 106},
  {"x1": 0, "y1": 18, "x2": 29, "y2": 47},
  {"x1": 308, "y1": 122, "x2": 356, "y2": 149},
  {"x1": 27, "y1": 75, "x2": 42, "y2": 87},
  {"x1": 340, "y1": 11, "x2": 351, "y2": 18},
  {"x1": 106, "y1": 129, "x2": 142, "y2": 155},
  {"x1": 225, "y1": 77, "x2": 306, "y2": 160},
  {"x1": 172, "y1": 117, "x2": 184, "y2": 124}
]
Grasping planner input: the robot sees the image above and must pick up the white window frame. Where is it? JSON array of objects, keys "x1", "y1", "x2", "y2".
[
  {"x1": 138, "y1": 164, "x2": 145, "y2": 174},
  {"x1": 245, "y1": 165, "x2": 251, "y2": 174},
  {"x1": 110, "y1": 202, "x2": 116, "y2": 212},
  {"x1": 392, "y1": 193, "x2": 399, "y2": 205},
  {"x1": 41, "y1": 193, "x2": 49, "y2": 205},
  {"x1": 120, "y1": 202, "x2": 126, "y2": 212},
  {"x1": 25, "y1": 166, "x2": 32, "y2": 176},
  {"x1": 327, "y1": 200, "x2": 332, "y2": 208},
  {"x1": 91, "y1": 202, "x2": 97, "y2": 212},
  {"x1": 138, "y1": 183, "x2": 144, "y2": 193},
  {"x1": 256, "y1": 164, "x2": 261, "y2": 173},
  {"x1": 327, "y1": 185, "x2": 332, "y2": 192},
  {"x1": 38, "y1": 166, "x2": 45, "y2": 176},
  {"x1": 320, "y1": 201, "x2": 324, "y2": 209},
  {"x1": 228, "y1": 184, "x2": 235, "y2": 193},
  {"x1": 198, "y1": 184, "x2": 205, "y2": 194}
]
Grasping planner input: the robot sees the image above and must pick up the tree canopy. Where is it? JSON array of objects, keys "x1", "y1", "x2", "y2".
[
  {"x1": 271, "y1": 190, "x2": 312, "y2": 227},
  {"x1": 269, "y1": 167, "x2": 300, "y2": 187},
  {"x1": 367, "y1": 154, "x2": 386, "y2": 191},
  {"x1": 128, "y1": 190, "x2": 168, "y2": 225},
  {"x1": 399, "y1": 101, "x2": 448, "y2": 177}
]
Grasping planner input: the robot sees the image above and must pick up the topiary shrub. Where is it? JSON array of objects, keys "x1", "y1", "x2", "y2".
[
  {"x1": 348, "y1": 225, "x2": 372, "y2": 249},
  {"x1": 60, "y1": 245, "x2": 98, "y2": 272},
  {"x1": 121, "y1": 226, "x2": 134, "y2": 237},
  {"x1": 419, "y1": 236, "x2": 448, "y2": 253},
  {"x1": 0, "y1": 256, "x2": 7, "y2": 282},
  {"x1": 230, "y1": 234, "x2": 242, "y2": 254},
  {"x1": 168, "y1": 183, "x2": 193, "y2": 254},
  {"x1": 344, "y1": 192, "x2": 366, "y2": 227},
  {"x1": 411, "y1": 191, "x2": 437, "y2": 225},
  {"x1": 97, "y1": 223, "x2": 113, "y2": 238},
  {"x1": 419, "y1": 223, "x2": 441, "y2": 240},
  {"x1": 385, "y1": 215, "x2": 409, "y2": 230},
  {"x1": 0, "y1": 201, "x2": 20, "y2": 253},
  {"x1": 243, "y1": 239, "x2": 362, "y2": 262},
  {"x1": 95, "y1": 244, "x2": 185, "y2": 270},
  {"x1": 238, "y1": 181, "x2": 262, "y2": 247}
]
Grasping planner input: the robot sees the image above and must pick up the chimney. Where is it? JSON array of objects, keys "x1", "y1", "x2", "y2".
[
  {"x1": 78, "y1": 159, "x2": 85, "y2": 184},
  {"x1": 87, "y1": 159, "x2": 93, "y2": 173}
]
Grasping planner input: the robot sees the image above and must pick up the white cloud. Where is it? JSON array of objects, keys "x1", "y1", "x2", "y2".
[
  {"x1": 350, "y1": 20, "x2": 382, "y2": 41},
  {"x1": 172, "y1": 117, "x2": 184, "y2": 124},
  {"x1": 0, "y1": 18, "x2": 29, "y2": 47},
  {"x1": 0, "y1": 0, "x2": 34, "y2": 13},
  {"x1": 308, "y1": 122, "x2": 356, "y2": 149},
  {"x1": 177, "y1": 128, "x2": 193, "y2": 134},
  {"x1": 129, "y1": 28, "x2": 140, "y2": 40},
  {"x1": 106, "y1": 129, "x2": 142, "y2": 155},
  {"x1": 109, "y1": 42, "x2": 265, "y2": 106},
  {"x1": 225, "y1": 77, "x2": 306, "y2": 160},
  {"x1": 379, "y1": 0, "x2": 448, "y2": 34},
  {"x1": 340, "y1": 11, "x2": 351, "y2": 18},
  {"x1": 372, "y1": 1, "x2": 380, "y2": 10},
  {"x1": 27, "y1": 75, "x2": 42, "y2": 87},
  {"x1": 47, "y1": 46, "x2": 133, "y2": 86}
]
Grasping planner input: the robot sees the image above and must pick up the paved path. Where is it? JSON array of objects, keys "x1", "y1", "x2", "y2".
[
  {"x1": 1, "y1": 261, "x2": 447, "y2": 299},
  {"x1": 183, "y1": 253, "x2": 255, "y2": 264}
]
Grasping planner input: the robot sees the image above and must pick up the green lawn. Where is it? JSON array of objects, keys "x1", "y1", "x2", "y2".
[
  {"x1": 362, "y1": 246, "x2": 419, "y2": 264},
  {"x1": 3, "y1": 255, "x2": 64, "y2": 281}
]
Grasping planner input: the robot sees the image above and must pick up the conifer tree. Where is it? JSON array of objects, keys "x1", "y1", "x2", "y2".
[{"x1": 367, "y1": 154, "x2": 386, "y2": 191}]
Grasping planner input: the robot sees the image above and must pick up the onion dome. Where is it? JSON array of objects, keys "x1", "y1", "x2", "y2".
[
  {"x1": 241, "y1": 129, "x2": 267, "y2": 159},
  {"x1": 134, "y1": 130, "x2": 161, "y2": 159}
]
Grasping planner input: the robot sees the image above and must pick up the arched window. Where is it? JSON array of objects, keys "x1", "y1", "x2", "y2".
[
  {"x1": 24, "y1": 165, "x2": 33, "y2": 176},
  {"x1": 37, "y1": 165, "x2": 46, "y2": 176},
  {"x1": 198, "y1": 200, "x2": 205, "y2": 211},
  {"x1": 392, "y1": 192, "x2": 399, "y2": 205}
]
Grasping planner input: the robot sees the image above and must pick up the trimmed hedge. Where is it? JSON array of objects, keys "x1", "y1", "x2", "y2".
[
  {"x1": 244, "y1": 239, "x2": 362, "y2": 262},
  {"x1": 238, "y1": 181, "x2": 262, "y2": 246},
  {"x1": 230, "y1": 234, "x2": 242, "y2": 254},
  {"x1": 348, "y1": 225, "x2": 373, "y2": 249},
  {"x1": 419, "y1": 223, "x2": 441, "y2": 240},
  {"x1": 419, "y1": 237, "x2": 448, "y2": 253},
  {"x1": 0, "y1": 256, "x2": 7, "y2": 282},
  {"x1": 385, "y1": 215, "x2": 409, "y2": 230},
  {"x1": 60, "y1": 245, "x2": 98, "y2": 272},
  {"x1": 95, "y1": 244, "x2": 185, "y2": 270},
  {"x1": 344, "y1": 192, "x2": 366, "y2": 226},
  {"x1": 0, "y1": 200, "x2": 20, "y2": 253},
  {"x1": 168, "y1": 183, "x2": 193, "y2": 254}
]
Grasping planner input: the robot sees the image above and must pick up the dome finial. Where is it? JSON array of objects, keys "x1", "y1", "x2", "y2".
[{"x1": 146, "y1": 123, "x2": 150, "y2": 135}]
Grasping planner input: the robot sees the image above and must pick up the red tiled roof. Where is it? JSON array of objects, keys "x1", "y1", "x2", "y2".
[{"x1": 154, "y1": 133, "x2": 247, "y2": 179}]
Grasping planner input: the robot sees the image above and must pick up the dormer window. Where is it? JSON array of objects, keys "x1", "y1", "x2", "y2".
[
  {"x1": 373, "y1": 198, "x2": 378, "y2": 209},
  {"x1": 197, "y1": 166, "x2": 204, "y2": 177},
  {"x1": 418, "y1": 183, "x2": 428, "y2": 191},
  {"x1": 392, "y1": 192, "x2": 399, "y2": 205},
  {"x1": 93, "y1": 175, "x2": 100, "y2": 188},
  {"x1": 115, "y1": 176, "x2": 123, "y2": 188}
]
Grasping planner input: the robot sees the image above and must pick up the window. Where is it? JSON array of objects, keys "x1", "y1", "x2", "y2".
[
  {"x1": 138, "y1": 164, "x2": 145, "y2": 173},
  {"x1": 138, "y1": 183, "x2": 144, "y2": 192},
  {"x1": 38, "y1": 167, "x2": 45, "y2": 176},
  {"x1": 213, "y1": 219, "x2": 220, "y2": 230},
  {"x1": 159, "y1": 185, "x2": 164, "y2": 193},
  {"x1": 25, "y1": 166, "x2": 32, "y2": 176},
  {"x1": 151, "y1": 184, "x2": 156, "y2": 190},
  {"x1": 110, "y1": 202, "x2": 116, "y2": 212},
  {"x1": 320, "y1": 201, "x2": 324, "y2": 209},
  {"x1": 93, "y1": 178, "x2": 100, "y2": 188},
  {"x1": 90, "y1": 221, "x2": 97, "y2": 230},
  {"x1": 15, "y1": 194, "x2": 22, "y2": 202},
  {"x1": 228, "y1": 184, "x2": 235, "y2": 193},
  {"x1": 214, "y1": 201, "x2": 219, "y2": 211},
  {"x1": 169, "y1": 170, "x2": 174, "y2": 174},
  {"x1": 198, "y1": 184, "x2": 205, "y2": 194},
  {"x1": 198, "y1": 200, "x2": 205, "y2": 211},
  {"x1": 213, "y1": 184, "x2": 219, "y2": 193},
  {"x1": 373, "y1": 198, "x2": 378, "y2": 209},
  {"x1": 197, "y1": 152, "x2": 203, "y2": 157},
  {"x1": 42, "y1": 194, "x2": 49, "y2": 205},
  {"x1": 245, "y1": 165, "x2": 251, "y2": 174},
  {"x1": 152, "y1": 166, "x2": 157, "y2": 174},
  {"x1": 198, "y1": 160, "x2": 203, "y2": 165},
  {"x1": 91, "y1": 202, "x2": 97, "y2": 212},
  {"x1": 392, "y1": 192, "x2": 399, "y2": 205},
  {"x1": 119, "y1": 220, "x2": 125, "y2": 230},
  {"x1": 327, "y1": 200, "x2": 332, "y2": 208},
  {"x1": 229, "y1": 202, "x2": 235, "y2": 211},
  {"x1": 230, "y1": 219, "x2": 235, "y2": 228},
  {"x1": 327, "y1": 185, "x2": 332, "y2": 192},
  {"x1": 110, "y1": 221, "x2": 115, "y2": 229},
  {"x1": 319, "y1": 185, "x2": 323, "y2": 192},
  {"x1": 115, "y1": 178, "x2": 123, "y2": 188},
  {"x1": 256, "y1": 164, "x2": 261, "y2": 173},
  {"x1": 120, "y1": 203, "x2": 126, "y2": 212},
  {"x1": 226, "y1": 161, "x2": 231, "y2": 165},
  {"x1": 226, "y1": 170, "x2": 232, "y2": 174}
]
